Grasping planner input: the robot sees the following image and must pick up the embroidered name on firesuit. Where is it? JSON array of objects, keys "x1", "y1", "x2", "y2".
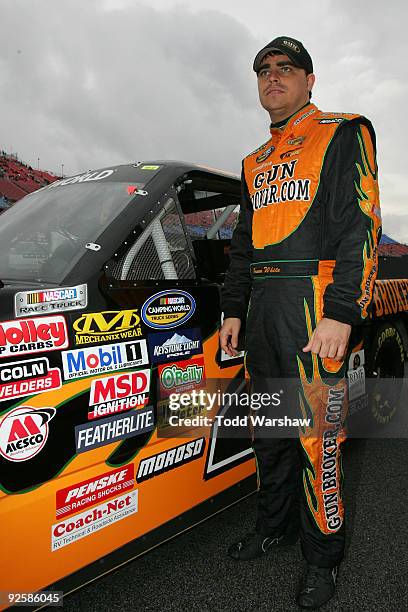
[{"x1": 251, "y1": 160, "x2": 311, "y2": 209}]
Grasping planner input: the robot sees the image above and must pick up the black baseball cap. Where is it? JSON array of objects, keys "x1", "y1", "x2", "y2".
[{"x1": 253, "y1": 36, "x2": 313, "y2": 74}]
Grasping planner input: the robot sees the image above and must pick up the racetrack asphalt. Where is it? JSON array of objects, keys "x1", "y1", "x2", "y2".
[{"x1": 62, "y1": 437, "x2": 408, "y2": 612}]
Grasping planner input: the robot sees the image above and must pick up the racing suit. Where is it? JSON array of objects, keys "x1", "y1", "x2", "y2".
[{"x1": 221, "y1": 102, "x2": 381, "y2": 568}]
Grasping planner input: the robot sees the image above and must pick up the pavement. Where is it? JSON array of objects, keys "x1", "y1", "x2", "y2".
[{"x1": 63, "y1": 437, "x2": 408, "y2": 612}]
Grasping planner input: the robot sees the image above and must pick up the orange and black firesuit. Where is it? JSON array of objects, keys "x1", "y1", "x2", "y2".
[{"x1": 221, "y1": 102, "x2": 381, "y2": 568}]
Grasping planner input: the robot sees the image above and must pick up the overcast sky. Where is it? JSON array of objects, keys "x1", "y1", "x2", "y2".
[{"x1": 1, "y1": 0, "x2": 407, "y2": 240}]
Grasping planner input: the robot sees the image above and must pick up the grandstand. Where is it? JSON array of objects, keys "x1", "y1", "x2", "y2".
[{"x1": 0, "y1": 150, "x2": 59, "y2": 210}]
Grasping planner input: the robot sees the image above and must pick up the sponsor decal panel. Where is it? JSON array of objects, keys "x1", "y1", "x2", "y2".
[
  {"x1": 51, "y1": 490, "x2": 138, "y2": 551},
  {"x1": 0, "y1": 315, "x2": 68, "y2": 358},
  {"x1": 136, "y1": 437, "x2": 205, "y2": 482},
  {"x1": 0, "y1": 406, "x2": 56, "y2": 462},
  {"x1": 62, "y1": 339, "x2": 148, "y2": 380},
  {"x1": 15, "y1": 284, "x2": 87, "y2": 317},
  {"x1": 159, "y1": 356, "x2": 206, "y2": 398},
  {"x1": 0, "y1": 357, "x2": 62, "y2": 402},
  {"x1": 56, "y1": 465, "x2": 135, "y2": 519},
  {"x1": 148, "y1": 328, "x2": 202, "y2": 364},
  {"x1": 142, "y1": 291, "x2": 196, "y2": 329},
  {"x1": 72, "y1": 309, "x2": 143, "y2": 345},
  {"x1": 88, "y1": 369, "x2": 151, "y2": 420},
  {"x1": 75, "y1": 405, "x2": 154, "y2": 453}
]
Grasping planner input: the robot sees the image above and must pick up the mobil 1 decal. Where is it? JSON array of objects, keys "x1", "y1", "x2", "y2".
[
  {"x1": 136, "y1": 438, "x2": 205, "y2": 482},
  {"x1": 0, "y1": 357, "x2": 62, "y2": 403},
  {"x1": 61, "y1": 339, "x2": 148, "y2": 380},
  {"x1": 142, "y1": 290, "x2": 196, "y2": 329},
  {"x1": 15, "y1": 284, "x2": 87, "y2": 317},
  {"x1": 0, "y1": 315, "x2": 68, "y2": 358},
  {"x1": 88, "y1": 369, "x2": 151, "y2": 420},
  {"x1": 71, "y1": 309, "x2": 143, "y2": 346},
  {"x1": 0, "y1": 406, "x2": 56, "y2": 462},
  {"x1": 148, "y1": 328, "x2": 202, "y2": 364}
]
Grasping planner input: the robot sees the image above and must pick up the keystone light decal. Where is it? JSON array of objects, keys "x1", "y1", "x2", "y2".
[{"x1": 141, "y1": 290, "x2": 196, "y2": 329}]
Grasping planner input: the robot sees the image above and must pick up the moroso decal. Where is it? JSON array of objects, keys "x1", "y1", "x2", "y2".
[
  {"x1": 136, "y1": 438, "x2": 205, "y2": 482},
  {"x1": 159, "y1": 356, "x2": 206, "y2": 398},
  {"x1": 141, "y1": 291, "x2": 196, "y2": 329},
  {"x1": 0, "y1": 406, "x2": 56, "y2": 462},
  {"x1": 0, "y1": 357, "x2": 62, "y2": 403},
  {"x1": 72, "y1": 309, "x2": 143, "y2": 345},
  {"x1": 88, "y1": 369, "x2": 151, "y2": 420},
  {"x1": 51, "y1": 490, "x2": 138, "y2": 550},
  {"x1": 56, "y1": 464, "x2": 135, "y2": 519},
  {"x1": 61, "y1": 340, "x2": 148, "y2": 380},
  {"x1": 15, "y1": 284, "x2": 87, "y2": 317},
  {"x1": 0, "y1": 315, "x2": 68, "y2": 358},
  {"x1": 75, "y1": 405, "x2": 154, "y2": 453},
  {"x1": 148, "y1": 328, "x2": 202, "y2": 364}
]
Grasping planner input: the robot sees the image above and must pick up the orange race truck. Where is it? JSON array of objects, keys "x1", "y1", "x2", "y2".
[{"x1": 0, "y1": 161, "x2": 406, "y2": 609}]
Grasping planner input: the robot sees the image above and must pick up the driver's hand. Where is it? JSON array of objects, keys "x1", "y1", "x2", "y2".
[{"x1": 220, "y1": 317, "x2": 241, "y2": 357}]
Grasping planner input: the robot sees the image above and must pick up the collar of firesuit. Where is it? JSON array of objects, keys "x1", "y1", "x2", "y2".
[{"x1": 269, "y1": 101, "x2": 311, "y2": 133}]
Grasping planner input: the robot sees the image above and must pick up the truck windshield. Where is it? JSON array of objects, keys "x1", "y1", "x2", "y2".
[{"x1": 0, "y1": 182, "x2": 143, "y2": 284}]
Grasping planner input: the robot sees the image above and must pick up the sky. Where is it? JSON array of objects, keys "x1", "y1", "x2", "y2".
[{"x1": 1, "y1": 0, "x2": 407, "y2": 240}]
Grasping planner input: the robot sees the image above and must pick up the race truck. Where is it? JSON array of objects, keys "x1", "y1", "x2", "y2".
[{"x1": 0, "y1": 161, "x2": 406, "y2": 608}]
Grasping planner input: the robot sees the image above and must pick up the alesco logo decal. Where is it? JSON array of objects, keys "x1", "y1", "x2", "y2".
[
  {"x1": 141, "y1": 291, "x2": 196, "y2": 329},
  {"x1": 0, "y1": 406, "x2": 56, "y2": 462},
  {"x1": 73, "y1": 310, "x2": 142, "y2": 345}
]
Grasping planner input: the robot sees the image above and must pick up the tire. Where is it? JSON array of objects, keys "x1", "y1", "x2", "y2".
[{"x1": 367, "y1": 322, "x2": 406, "y2": 426}]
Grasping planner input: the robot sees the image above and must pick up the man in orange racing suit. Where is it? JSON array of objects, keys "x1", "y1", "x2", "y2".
[{"x1": 220, "y1": 36, "x2": 381, "y2": 610}]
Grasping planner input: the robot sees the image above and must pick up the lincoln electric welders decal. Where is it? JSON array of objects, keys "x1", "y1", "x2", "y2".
[
  {"x1": 56, "y1": 464, "x2": 135, "y2": 519},
  {"x1": 141, "y1": 290, "x2": 196, "y2": 329},
  {"x1": 0, "y1": 357, "x2": 62, "y2": 402},
  {"x1": 51, "y1": 490, "x2": 138, "y2": 550},
  {"x1": 88, "y1": 369, "x2": 151, "y2": 420},
  {"x1": 15, "y1": 284, "x2": 87, "y2": 317},
  {"x1": 0, "y1": 315, "x2": 68, "y2": 358},
  {"x1": 0, "y1": 406, "x2": 56, "y2": 462}
]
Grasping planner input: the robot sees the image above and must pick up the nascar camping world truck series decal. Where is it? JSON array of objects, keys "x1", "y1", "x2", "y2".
[{"x1": 141, "y1": 290, "x2": 196, "y2": 329}]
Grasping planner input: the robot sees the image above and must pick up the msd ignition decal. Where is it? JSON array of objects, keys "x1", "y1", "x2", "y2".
[
  {"x1": 148, "y1": 328, "x2": 202, "y2": 364},
  {"x1": 251, "y1": 160, "x2": 310, "y2": 210},
  {"x1": 0, "y1": 315, "x2": 68, "y2": 358},
  {"x1": 0, "y1": 406, "x2": 56, "y2": 462},
  {"x1": 72, "y1": 309, "x2": 142, "y2": 346},
  {"x1": 52, "y1": 490, "x2": 138, "y2": 551},
  {"x1": 159, "y1": 356, "x2": 205, "y2": 398},
  {"x1": 75, "y1": 405, "x2": 154, "y2": 453},
  {"x1": 15, "y1": 284, "x2": 87, "y2": 318},
  {"x1": 62, "y1": 339, "x2": 148, "y2": 380},
  {"x1": 0, "y1": 357, "x2": 62, "y2": 403},
  {"x1": 56, "y1": 465, "x2": 135, "y2": 519},
  {"x1": 88, "y1": 369, "x2": 151, "y2": 420},
  {"x1": 142, "y1": 290, "x2": 196, "y2": 330},
  {"x1": 136, "y1": 438, "x2": 205, "y2": 482}
]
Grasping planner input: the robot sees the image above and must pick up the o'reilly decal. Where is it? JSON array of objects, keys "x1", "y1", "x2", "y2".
[
  {"x1": 136, "y1": 438, "x2": 205, "y2": 482},
  {"x1": 0, "y1": 315, "x2": 68, "y2": 359},
  {"x1": 0, "y1": 357, "x2": 62, "y2": 402},
  {"x1": 15, "y1": 284, "x2": 87, "y2": 318},
  {"x1": 51, "y1": 490, "x2": 138, "y2": 551},
  {"x1": 159, "y1": 356, "x2": 205, "y2": 398},
  {"x1": 75, "y1": 405, "x2": 154, "y2": 453},
  {"x1": 88, "y1": 369, "x2": 151, "y2": 420},
  {"x1": 142, "y1": 291, "x2": 195, "y2": 329},
  {"x1": 56, "y1": 464, "x2": 135, "y2": 519},
  {"x1": 0, "y1": 406, "x2": 56, "y2": 462},
  {"x1": 62, "y1": 339, "x2": 148, "y2": 380},
  {"x1": 148, "y1": 328, "x2": 202, "y2": 363},
  {"x1": 72, "y1": 309, "x2": 142, "y2": 345}
]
